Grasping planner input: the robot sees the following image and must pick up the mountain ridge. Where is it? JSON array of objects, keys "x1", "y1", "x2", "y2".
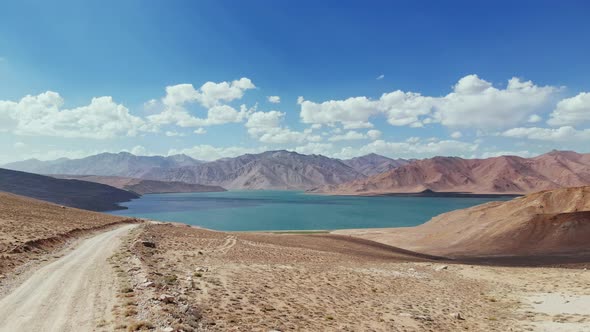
[
  {"x1": 5, "y1": 150, "x2": 407, "y2": 190},
  {"x1": 312, "y1": 150, "x2": 590, "y2": 195},
  {"x1": 50, "y1": 175, "x2": 227, "y2": 195}
]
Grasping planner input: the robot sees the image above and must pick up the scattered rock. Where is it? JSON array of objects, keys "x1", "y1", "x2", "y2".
[
  {"x1": 413, "y1": 315, "x2": 433, "y2": 321},
  {"x1": 140, "y1": 281, "x2": 155, "y2": 288},
  {"x1": 141, "y1": 240, "x2": 156, "y2": 248},
  {"x1": 435, "y1": 265, "x2": 449, "y2": 271},
  {"x1": 197, "y1": 266, "x2": 209, "y2": 272},
  {"x1": 451, "y1": 312, "x2": 465, "y2": 320},
  {"x1": 162, "y1": 328, "x2": 173, "y2": 332},
  {"x1": 398, "y1": 313, "x2": 412, "y2": 317},
  {"x1": 159, "y1": 294, "x2": 175, "y2": 304}
]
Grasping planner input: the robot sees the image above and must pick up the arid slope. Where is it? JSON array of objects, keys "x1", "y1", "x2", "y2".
[
  {"x1": 0, "y1": 168, "x2": 139, "y2": 211},
  {"x1": 52, "y1": 175, "x2": 226, "y2": 195},
  {"x1": 314, "y1": 150, "x2": 590, "y2": 195},
  {"x1": 0, "y1": 192, "x2": 133, "y2": 276},
  {"x1": 334, "y1": 186, "x2": 590, "y2": 258}
]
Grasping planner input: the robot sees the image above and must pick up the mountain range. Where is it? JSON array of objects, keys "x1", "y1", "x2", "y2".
[
  {"x1": 3, "y1": 152, "x2": 202, "y2": 178},
  {"x1": 312, "y1": 150, "x2": 590, "y2": 195},
  {"x1": 4, "y1": 151, "x2": 407, "y2": 190},
  {"x1": 5, "y1": 150, "x2": 590, "y2": 194}
]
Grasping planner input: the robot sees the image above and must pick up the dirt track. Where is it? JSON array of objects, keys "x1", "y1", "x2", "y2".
[{"x1": 0, "y1": 224, "x2": 136, "y2": 332}]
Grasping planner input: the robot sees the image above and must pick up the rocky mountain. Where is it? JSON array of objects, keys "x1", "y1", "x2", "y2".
[
  {"x1": 312, "y1": 150, "x2": 590, "y2": 195},
  {"x1": 341, "y1": 153, "x2": 409, "y2": 176},
  {"x1": 52, "y1": 175, "x2": 226, "y2": 195},
  {"x1": 335, "y1": 186, "x2": 590, "y2": 259},
  {"x1": 142, "y1": 150, "x2": 365, "y2": 190},
  {"x1": 0, "y1": 168, "x2": 139, "y2": 211},
  {"x1": 3, "y1": 152, "x2": 202, "y2": 178}
]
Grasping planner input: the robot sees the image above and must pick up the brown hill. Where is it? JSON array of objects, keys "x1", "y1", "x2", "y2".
[
  {"x1": 334, "y1": 186, "x2": 590, "y2": 259},
  {"x1": 313, "y1": 150, "x2": 590, "y2": 195},
  {"x1": 0, "y1": 168, "x2": 139, "y2": 211},
  {"x1": 52, "y1": 175, "x2": 226, "y2": 195}
]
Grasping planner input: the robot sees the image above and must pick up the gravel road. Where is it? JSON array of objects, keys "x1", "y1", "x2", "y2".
[{"x1": 0, "y1": 224, "x2": 136, "y2": 331}]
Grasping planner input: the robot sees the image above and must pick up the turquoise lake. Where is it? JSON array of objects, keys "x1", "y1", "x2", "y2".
[{"x1": 111, "y1": 191, "x2": 513, "y2": 231}]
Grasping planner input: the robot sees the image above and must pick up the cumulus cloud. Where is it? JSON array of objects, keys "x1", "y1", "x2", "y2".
[
  {"x1": 435, "y1": 75, "x2": 558, "y2": 129},
  {"x1": 130, "y1": 145, "x2": 148, "y2": 155},
  {"x1": 293, "y1": 143, "x2": 334, "y2": 155},
  {"x1": 332, "y1": 138, "x2": 479, "y2": 159},
  {"x1": 527, "y1": 114, "x2": 542, "y2": 123},
  {"x1": 245, "y1": 110, "x2": 320, "y2": 144},
  {"x1": 328, "y1": 130, "x2": 367, "y2": 141},
  {"x1": 328, "y1": 130, "x2": 381, "y2": 141},
  {"x1": 547, "y1": 92, "x2": 590, "y2": 127},
  {"x1": 194, "y1": 128, "x2": 207, "y2": 135},
  {"x1": 267, "y1": 96, "x2": 281, "y2": 104},
  {"x1": 367, "y1": 129, "x2": 382, "y2": 140},
  {"x1": 450, "y1": 131, "x2": 462, "y2": 139},
  {"x1": 148, "y1": 78, "x2": 255, "y2": 128},
  {"x1": 0, "y1": 91, "x2": 152, "y2": 139},
  {"x1": 500, "y1": 126, "x2": 590, "y2": 142},
  {"x1": 168, "y1": 145, "x2": 267, "y2": 161},
  {"x1": 165, "y1": 131, "x2": 185, "y2": 137},
  {"x1": 298, "y1": 74, "x2": 559, "y2": 130}
]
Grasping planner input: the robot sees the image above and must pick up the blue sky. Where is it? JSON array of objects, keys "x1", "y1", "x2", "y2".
[{"x1": 1, "y1": 0, "x2": 590, "y2": 163}]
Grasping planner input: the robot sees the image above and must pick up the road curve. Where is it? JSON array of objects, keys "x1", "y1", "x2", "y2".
[{"x1": 0, "y1": 224, "x2": 136, "y2": 332}]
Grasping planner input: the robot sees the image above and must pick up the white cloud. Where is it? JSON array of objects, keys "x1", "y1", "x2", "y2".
[
  {"x1": 328, "y1": 130, "x2": 367, "y2": 141},
  {"x1": 0, "y1": 92, "x2": 152, "y2": 139},
  {"x1": 435, "y1": 75, "x2": 559, "y2": 129},
  {"x1": 376, "y1": 74, "x2": 384, "y2": 80},
  {"x1": 194, "y1": 128, "x2": 207, "y2": 135},
  {"x1": 298, "y1": 74, "x2": 559, "y2": 130},
  {"x1": 478, "y1": 150, "x2": 536, "y2": 158},
  {"x1": 168, "y1": 145, "x2": 267, "y2": 161},
  {"x1": 450, "y1": 131, "x2": 462, "y2": 139},
  {"x1": 267, "y1": 96, "x2": 281, "y2": 104},
  {"x1": 293, "y1": 143, "x2": 334, "y2": 155},
  {"x1": 367, "y1": 129, "x2": 381, "y2": 140},
  {"x1": 165, "y1": 131, "x2": 185, "y2": 137},
  {"x1": 332, "y1": 138, "x2": 479, "y2": 159},
  {"x1": 130, "y1": 145, "x2": 147, "y2": 155},
  {"x1": 148, "y1": 78, "x2": 255, "y2": 128},
  {"x1": 342, "y1": 121, "x2": 374, "y2": 129},
  {"x1": 328, "y1": 129, "x2": 383, "y2": 142},
  {"x1": 527, "y1": 114, "x2": 542, "y2": 123},
  {"x1": 245, "y1": 110, "x2": 320, "y2": 144},
  {"x1": 14, "y1": 142, "x2": 26, "y2": 149},
  {"x1": 500, "y1": 126, "x2": 590, "y2": 142},
  {"x1": 547, "y1": 92, "x2": 590, "y2": 127}
]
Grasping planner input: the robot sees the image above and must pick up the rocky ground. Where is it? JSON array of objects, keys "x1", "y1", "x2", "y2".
[{"x1": 108, "y1": 222, "x2": 590, "y2": 332}]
